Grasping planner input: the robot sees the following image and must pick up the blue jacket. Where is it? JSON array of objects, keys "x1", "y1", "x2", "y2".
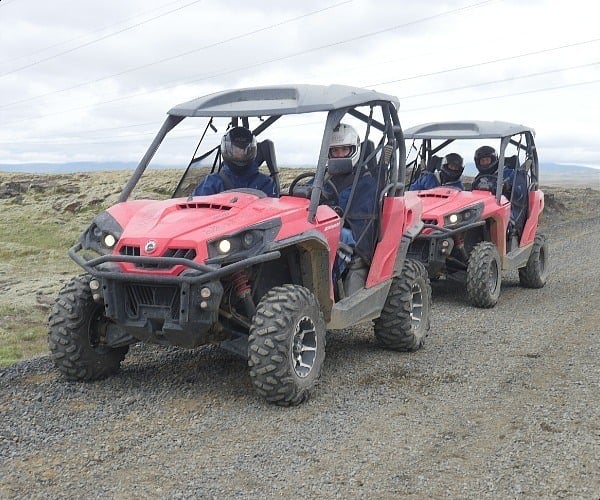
[
  {"x1": 193, "y1": 163, "x2": 278, "y2": 197},
  {"x1": 409, "y1": 172, "x2": 463, "y2": 191},
  {"x1": 335, "y1": 173, "x2": 378, "y2": 262}
]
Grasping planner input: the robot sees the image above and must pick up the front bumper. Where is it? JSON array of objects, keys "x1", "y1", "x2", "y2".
[
  {"x1": 407, "y1": 220, "x2": 486, "y2": 275},
  {"x1": 69, "y1": 243, "x2": 281, "y2": 348},
  {"x1": 69, "y1": 242, "x2": 280, "y2": 285}
]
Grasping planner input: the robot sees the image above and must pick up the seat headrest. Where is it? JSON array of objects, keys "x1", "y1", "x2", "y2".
[
  {"x1": 504, "y1": 155, "x2": 518, "y2": 169},
  {"x1": 427, "y1": 155, "x2": 442, "y2": 172}
]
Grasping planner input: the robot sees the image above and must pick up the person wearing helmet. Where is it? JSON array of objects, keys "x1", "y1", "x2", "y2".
[
  {"x1": 474, "y1": 145, "x2": 498, "y2": 175},
  {"x1": 326, "y1": 123, "x2": 367, "y2": 208},
  {"x1": 325, "y1": 123, "x2": 378, "y2": 295},
  {"x1": 472, "y1": 145, "x2": 514, "y2": 196},
  {"x1": 409, "y1": 152, "x2": 465, "y2": 191},
  {"x1": 193, "y1": 126, "x2": 278, "y2": 197}
]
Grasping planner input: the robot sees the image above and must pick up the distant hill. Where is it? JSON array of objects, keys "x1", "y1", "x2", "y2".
[
  {"x1": 0, "y1": 161, "x2": 160, "y2": 174},
  {"x1": 462, "y1": 161, "x2": 598, "y2": 176},
  {"x1": 0, "y1": 160, "x2": 598, "y2": 188}
]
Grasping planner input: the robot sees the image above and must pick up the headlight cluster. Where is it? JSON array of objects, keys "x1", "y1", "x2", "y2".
[
  {"x1": 79, "y1": 211, "x2": 123, "y2": 255},
  {"x1": 208, "y1": 229, "x2": 265, "y2": 263},
  {"x1": 207, "y1": 220, "x2": 281, "y2": 264},
  {"x1": 443, "y1": 202, "x2": 484, "y2": 228}
]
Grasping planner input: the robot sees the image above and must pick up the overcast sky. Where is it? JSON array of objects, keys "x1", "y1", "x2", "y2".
[{"x1": 1, "y1": 0, "x2": 599, "y2": 170}]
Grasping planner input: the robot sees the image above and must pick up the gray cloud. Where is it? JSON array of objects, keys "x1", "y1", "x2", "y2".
[{"x1": 0, "y1": 0, "x2": 598, "y2": 167}]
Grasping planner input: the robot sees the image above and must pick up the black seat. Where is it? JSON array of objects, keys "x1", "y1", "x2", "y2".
[
  {"x1": 426, "y1": 155, "x2": 442, "y2": 172},
  {"x1": 255, "y1": 139, "x2": 280, "y2": 195},
  {"x1": 504, "y1": 155, "x2": 518, "y2": 170}
]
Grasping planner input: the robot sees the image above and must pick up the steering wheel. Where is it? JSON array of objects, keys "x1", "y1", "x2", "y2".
[{"x1": 288, "y1": 172, "x2": 340, "y2": 206}]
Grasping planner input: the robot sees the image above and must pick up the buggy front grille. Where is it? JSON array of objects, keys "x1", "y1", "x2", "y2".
[
  {"x1": 119, "y1": 246, "x2": 197, "y2": 269},
  {"x1": 136, "y1": 248, "x2": 197, "y2": 269},
  {"x1": 124, "y1": 284, "x2": 180, "y2": 319},
  {"x1": 120, "y1": 245, "x2": 140, "y2": 256}
]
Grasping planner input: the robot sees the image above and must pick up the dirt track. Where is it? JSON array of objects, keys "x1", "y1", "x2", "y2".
[{"x1": 1, "y1": 200, "x2": 599, "y2": 498}]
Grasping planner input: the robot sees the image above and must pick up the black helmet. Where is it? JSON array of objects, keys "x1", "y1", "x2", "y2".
[
  {"x1": 474, "y1": 145, "x2": 498, "y2": 175},
  {"x1": 221, "y1": 127, "x2": 257, "y2": 172},
  {"x1": 440, "y1": 152, "x2": 464, "y2": 184}
]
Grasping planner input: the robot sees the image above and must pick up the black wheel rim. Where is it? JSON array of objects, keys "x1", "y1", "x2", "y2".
[
  {"x1": 410, "y1": 282, "x2": 425, "y2": 331},
  {"x1": 488, "y1": 260, "x2": 499, "y2": 293},
  {"x1": 292, "y1": 316, "x2": 318, "y2": 378}
]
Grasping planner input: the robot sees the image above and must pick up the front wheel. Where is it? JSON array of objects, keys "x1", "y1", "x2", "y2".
[
  {"x1": 248, "y1": 285, "x2": 326, "y2": 406},
  {"x1": 48, "y1": 275, "x2": 129, "y2": 381},
  {"x1": 466, "y1": 241, "x2": 501, "y2": 308},
  {"x1": 374, "y1": 259, "x2": 432, "y2": 351},
  {"x1": 519, "y1": 233, "x2": 548, "y2": 288}
]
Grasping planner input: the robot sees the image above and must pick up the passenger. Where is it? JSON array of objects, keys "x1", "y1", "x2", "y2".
[
  {"x1": 409, "y1": 153, "x2": 465, "y2": 191},
  {"x1": 472, "y1": 145, "x2": 514, "y2": 197},
  {"x1": 193, "y1": 127, "x2": 278, "y2": 197}
]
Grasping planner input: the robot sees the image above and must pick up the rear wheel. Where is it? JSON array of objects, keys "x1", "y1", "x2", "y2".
[
  {"x1": 374, "y1": 259, "x2": 431, "y2": 351},
  {"x1": 519, "y1": 233, "x2": 549, "y2": 288},
  {"x1": 466, "y1": 241, "x2": 501, "y2": 308},
  {"x1": 48, "y1": 275, "x2": 129, "y2": 380},
  {"x1": 248, "y1": 285, "x2": 326, "y2": 406}
]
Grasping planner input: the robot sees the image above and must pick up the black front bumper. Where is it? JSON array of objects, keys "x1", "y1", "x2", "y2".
[
  {"x1": 69, "y1": 243, "x2": 280, "y2": 348},
  {"x1": 102, "y1": 279, "x2": 223, "y2": 348},
  {"x1": 407, "y1": 220, "x2": 486, "y2": 276}
]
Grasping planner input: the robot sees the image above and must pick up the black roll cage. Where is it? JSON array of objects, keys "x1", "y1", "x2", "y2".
[{"x1": 119, "y1": 100, "x2": 407, "y2": 234}]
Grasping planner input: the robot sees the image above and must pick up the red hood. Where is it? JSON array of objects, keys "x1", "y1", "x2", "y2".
[
  {"x1": 106, "y1": 192, "x2": 339, "y2": 264},
  {"x1": 416, "y1": 187, "x2": 501, "y2": 222}
]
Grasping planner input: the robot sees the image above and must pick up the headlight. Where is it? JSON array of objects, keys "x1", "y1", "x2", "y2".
[
  {"x1": 207, "y1": 219, "x2": 281, "y2": 264},
  {"x1": 443, "y1": 203, "x2": 484, "y2": 227},
  {"x1": 104, "y1": 234, "x2": 117, "y2": 248},
  {"x1": 78, "y1": 211, "x2": 123, "y2": 255},
  {"x1": 218, "y1": 239, "x2": 232, "y2": 254},
  {"x1": 242, "y1": 232, "x2": 256, "y2": 248}
]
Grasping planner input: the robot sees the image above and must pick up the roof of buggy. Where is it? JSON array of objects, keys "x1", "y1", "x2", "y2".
[
  {"x1": 403, "y1": 120, "x2": 535, "y2": 139},
  {"x1": 168, "y1": 84, "x2": 399, "y2": 117}
]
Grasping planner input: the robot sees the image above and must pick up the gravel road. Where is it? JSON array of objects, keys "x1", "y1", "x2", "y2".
[{"x1": 1, "y1": 213, "x2": 599, "y2": 499}]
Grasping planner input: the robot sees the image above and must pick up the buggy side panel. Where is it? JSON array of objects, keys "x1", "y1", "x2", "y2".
[
  {"x1": 520, "y1": 191, "x2": 544, "y2": 246},
  {"x1": 366, "y1": 194, "x2": 423, "y2": 286}
]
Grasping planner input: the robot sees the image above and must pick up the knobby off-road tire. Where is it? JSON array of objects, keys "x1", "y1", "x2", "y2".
[
  {"x1": 48, "y1": 275, "x2": 129, "y2": 381},
  {"x1": 374, "y1": 259, "x2": 432, "y2": 352},
  {"x1": 519, "y1": 233, "x2": 549, "y2": 288},
  {"x1": 248, "y1": 284, "x2": 326, "y2": 406},
  {"x1": 466, "y1": 241, "x2": 502, "y2": 308}
]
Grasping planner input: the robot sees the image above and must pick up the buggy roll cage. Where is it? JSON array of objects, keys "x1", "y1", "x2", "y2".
[
  {"x1": 117, "y1": 84, "x2": 407, "y2": 227},
  {"x1": 404, "y1": 120, "x2": 539, "y2": 204}
]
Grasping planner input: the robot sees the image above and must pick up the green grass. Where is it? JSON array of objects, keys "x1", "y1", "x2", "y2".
[{"x1": 0, "y1": 304, "x2": 49, "y2": 366}]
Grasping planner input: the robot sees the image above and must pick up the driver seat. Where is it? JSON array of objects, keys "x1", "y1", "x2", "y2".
[{"x1": 255, "y1": 139, "x2": 280, "y2": 196}]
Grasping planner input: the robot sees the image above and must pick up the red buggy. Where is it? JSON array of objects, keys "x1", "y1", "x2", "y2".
[{"x1": 49, "y1": 84, "x2": 432, "y2": 405}]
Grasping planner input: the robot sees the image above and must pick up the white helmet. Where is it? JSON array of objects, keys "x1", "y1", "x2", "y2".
[{"x1": 329, "y1": 123, "x2": 361, "y2": 167}]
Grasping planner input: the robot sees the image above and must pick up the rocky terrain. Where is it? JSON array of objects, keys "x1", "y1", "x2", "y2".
[{"x1": 0, "y1": 170, "x2": 599, "y2": 498}]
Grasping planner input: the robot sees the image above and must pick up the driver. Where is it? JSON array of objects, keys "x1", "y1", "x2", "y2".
[
  {"x1": 193, "y1": 127, "x2": 278, "y2": 197},
  {"x1": 325, "y1": 123, "x2": 377, "y2": 290},
  {"x1": 472, "y1": 145, "x2": 514, "y2": 197}
]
